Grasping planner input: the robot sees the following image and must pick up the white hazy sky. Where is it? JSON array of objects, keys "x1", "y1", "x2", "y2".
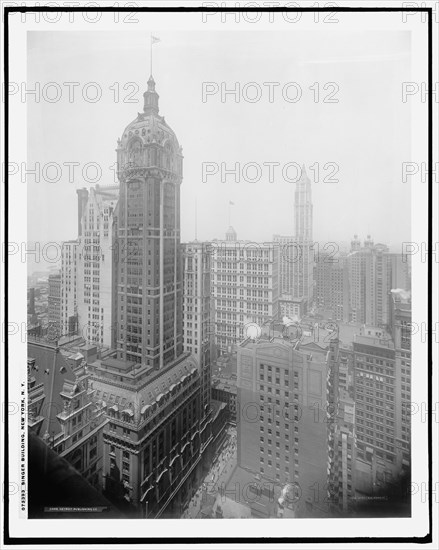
[{"x1": 27, "y1": 29, "x2": 411, "y2": 248}]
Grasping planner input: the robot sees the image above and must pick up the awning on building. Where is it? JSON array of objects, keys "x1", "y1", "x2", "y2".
[
  {"x1": 141, "y1": 404, "x2": 151, "y2": 415},
  {"x1": 156, "y1": 468, "x2": 168, "y2": 483},
  {"x1": 169, "y1": 454, "x2": 180, "y2": 467},
  {"x1": 140, "y1": 485, "x2": 154, "y2": 502}
]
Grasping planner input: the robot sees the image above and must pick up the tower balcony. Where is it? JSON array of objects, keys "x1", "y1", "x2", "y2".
[{"x1": 118, "y1": 162, "x2": 182, "y2": 185}]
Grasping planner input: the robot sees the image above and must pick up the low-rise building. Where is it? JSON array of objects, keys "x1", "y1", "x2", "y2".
[{"x1": 27, "y1": 340, "x2": 107, "y2": 491}]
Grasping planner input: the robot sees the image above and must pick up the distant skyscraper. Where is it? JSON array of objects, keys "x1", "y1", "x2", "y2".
[
  {"x1": 293, "y1": 167, "x2": 314, "y2": 307},
  {"x1": 48, "y1": 271, "x2": 61, "y2": 337},
  {"x1": 314, "y1": 250, "x2": 332, "y2": 309},
  {"x1": 273, "y1": 234, "x2": 296, "y2": 297},
  {"x1": 347, "y1": 236, "x2": 408, "y2": 328},
  {"x1": 273, "y1": 165, "x2": 314, "y2": 310},
  {"x1": 294, "y1": 165, "x2": 313, "y2": 242},
  {"x1": 61, "y1": 241, "x2": 78, "y2": 337},
  {"x1": 76, "y1": 185, "x2": 119, "y2": 348},
  {"x1": 60, "y1": 185, "x2": 119, "y2": 347},
  {"x1": 314, "y1": 252, "x2": 349, "y2": 322}
]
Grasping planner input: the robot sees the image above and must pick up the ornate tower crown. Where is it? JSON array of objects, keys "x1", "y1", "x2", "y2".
[
  {"x1": 117, "y1": 75, "x2": 183, "y2": 183},
  {"x1": 143, "y1": 75, "x2": 159, "y2": 115}
]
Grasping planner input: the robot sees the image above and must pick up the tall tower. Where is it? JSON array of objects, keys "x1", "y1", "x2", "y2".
[
  {"x1": 294, "y1": 165, "x2": 313, "y2": 242},
  {"x1": 88, "y1": 74, "x2": 205, "y2": 518},
  {"x1": 115, "y1": 75, "x2": 184, "y2": 369},
  {"x1": 292, "y1": 166, "x2": 314, "y2": 307}
]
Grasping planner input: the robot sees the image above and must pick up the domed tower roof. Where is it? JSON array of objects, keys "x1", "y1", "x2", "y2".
[
  {"x1": 119, "y1": 76, "x2": 181, "y2": 151},
  {"x1": 116, "y1": 75, "x2": 183, "y2": 183},
  {"x1": 144, "y1": 75, "x2": 159, "y2": 115},
  {"x1": 350, "y1": 234, "x2": 361, "y2": 251},
  {"x1": 364, "y1": 234, "x2": 374, "y2": 248}
]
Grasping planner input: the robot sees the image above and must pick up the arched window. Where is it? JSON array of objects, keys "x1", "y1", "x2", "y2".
[
  {"x1": 164, "y1": 141, "x2": 173, "y2": 171},
  {"x1": 128, "y1": 139, "x2": 143, "y2": 166}
]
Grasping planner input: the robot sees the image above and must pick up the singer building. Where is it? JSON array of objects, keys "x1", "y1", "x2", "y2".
[{"x1": 87, "y1": 75, "x2": 210, "y2": 517}]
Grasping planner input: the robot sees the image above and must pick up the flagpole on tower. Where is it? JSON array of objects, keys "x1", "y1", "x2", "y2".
[
  {"x1": 228, "y1": 200, "x2": 234, "y2": 227},
  {"x1": 150, "y1": 34, "x2": 161, "y2": 77},
  {"x1": 150, "y1": 33, "x2": 152, "y2": 76},
  {"x1": 195, "y1": 198, "x2": 198, "y2": 241}
]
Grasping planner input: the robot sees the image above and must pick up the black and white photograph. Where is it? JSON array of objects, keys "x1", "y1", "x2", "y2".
[{"x1": 1, "y1": 1, "x2": 437, "y2": 547}]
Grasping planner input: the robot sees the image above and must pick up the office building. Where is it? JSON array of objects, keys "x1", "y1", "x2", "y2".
[
  {"x1": 279, "y1": 294, "x2": 306, "y2": 321},
  {"x1": 273, "y1": 166, "x2": 314, "y2": 312},
  {"x1": 314, "y1": 251, "x2": 349, "y2": 322},
  {"x1": 352, "y1": 323, "x2": 409, "y2": 494},
  {"x1": 76, "y1": 185, "x2": 119, "y2": 348},
  {"x1": 326, "y1": 338, "x2": 356, "y2": 514},
  {"x1": 389, "y1": 290, "x2": 411, "y2": 475},
  {"x1": 60, "y1": 185, "x2": 119, "y2": 348},
  {"x1": 27, "y1": 340, "x2": 107, "y2": 491},
  {"x1": 211, "y1": 353, "x2": 238, "y2": 424},
  {"x1": 236, "y1": 322, "x2": 330, "y2": 517},
  {"x1": 347, "y1": 237, "x2": 409, "y2": 328},
  {"x1": 61, "y1": 241, "x2": 79, "y2": 338},
  {"x1": 211, "y1": 231, "x2": 279, "y2": 354},
  {"x1": 182, "y1": 241, "x2": 214, "y2": 425},
  {"x1": 87, "y1": 74, "x2": 207, "y2": 518},
  {"x1": 48, "y1": 272, "x2": 61, "y2": 337},
  {"x1": 314, "y1": 250, "x2": 332, "y2": 309}
]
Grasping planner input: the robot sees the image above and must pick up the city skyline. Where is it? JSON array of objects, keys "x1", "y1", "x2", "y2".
[
  {"x1": 27, "y1": 30, "x2": 411, "y2": 248},
  {"x1": 9, "y1": 7, "x2": 432, "y2": 542}
]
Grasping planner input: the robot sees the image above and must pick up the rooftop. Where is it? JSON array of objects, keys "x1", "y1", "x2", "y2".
[
  {"x1": 88, "y1": 353, "x2": 199, "y2": 423},
  {"x1": 211, "y1": 378, "x2": 237, "y2": 393},
  {"x1": 28, "y1": 341, "x2": 89, "y2": 437},
  {"x1": 354, "y1": 334, "x2": 394, "y2": 350},
  {"x1": 224, "y1": 466, "x2": 287, "y2": 518}
]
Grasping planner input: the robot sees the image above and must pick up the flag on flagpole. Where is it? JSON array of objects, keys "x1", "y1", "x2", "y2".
[
  {"x1": 229, "y1": 201, "x2": 235, "y2": 206},
  {"x1": 149, "y1": 35, "x2": 161, "y2": 76}
]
